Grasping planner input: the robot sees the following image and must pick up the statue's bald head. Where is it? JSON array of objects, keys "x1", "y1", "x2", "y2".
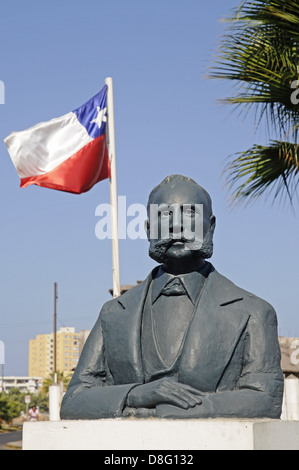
[{"x1": 147, "y1": 174, "x2": 213, "y2": 216}]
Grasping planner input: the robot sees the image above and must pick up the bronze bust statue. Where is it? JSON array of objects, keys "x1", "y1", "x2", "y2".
[{"x1": 60, "y1": 175, "x2": 283, "y2": 420}]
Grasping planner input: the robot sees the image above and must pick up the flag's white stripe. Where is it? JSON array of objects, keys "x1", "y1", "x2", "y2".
[{"x1": 4, "y1": 112, "x2": 93, "y2": 178}]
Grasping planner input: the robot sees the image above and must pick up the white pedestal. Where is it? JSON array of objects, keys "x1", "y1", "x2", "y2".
[{"x1": 22, "y1": 418, "x2": 299, "y2": 450}]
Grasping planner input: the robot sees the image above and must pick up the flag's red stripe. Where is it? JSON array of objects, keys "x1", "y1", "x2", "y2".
[{"x1": 20, "y1": 134, "x2": 110, "y2": 194}]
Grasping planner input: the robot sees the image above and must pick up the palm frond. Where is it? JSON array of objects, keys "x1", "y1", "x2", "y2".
[
  {"x1": 209, "y1": 0, "x2": 299, "y2": 206},
  {"x1": 224, "y1": 141, "x2": 299, "y2": 204},
  {"x1": 209, "y1": 0, "x2": 299, "y2": 140}
]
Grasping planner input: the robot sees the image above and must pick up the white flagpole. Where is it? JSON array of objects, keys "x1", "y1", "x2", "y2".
[{"x1": 105, "y1": 77, "x2": 120, "y2": 298}]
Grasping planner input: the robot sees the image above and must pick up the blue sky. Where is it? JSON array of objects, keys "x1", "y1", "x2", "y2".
[{"x1": 0, "y1": 0, "x2": 298, "y2": 376}]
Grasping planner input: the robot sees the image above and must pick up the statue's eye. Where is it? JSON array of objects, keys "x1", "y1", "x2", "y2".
[
  {"x1": 160, "y1": 210, "x2": 173, "y2": 218},
  {"x1": 184, "y1": 208, "x2": 195, "y2": 216}
]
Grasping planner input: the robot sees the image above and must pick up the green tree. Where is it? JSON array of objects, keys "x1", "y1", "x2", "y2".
[
  {"x1": 0, "y1": 393, "x2": 22, "y2": 425},
  {"x1": 7, "y1": 388, "x2": 24, "y2": 404},
  {"x1": 0, "y1": 388, "x2": 50, "y2": 424},
  {"x1": 33, "y1": 392, "x2": 49, "y2": 413},
  {"x1": 0, "y1": 395, "x2": 10, "y2": 426},
  {"x1": 210, "y1": 0, "x2": 299, "y2": 205}
]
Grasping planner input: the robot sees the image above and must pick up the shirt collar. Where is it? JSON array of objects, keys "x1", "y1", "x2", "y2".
[{"x1": 152, "y1": 263, "x2": 210, "y2": 305}]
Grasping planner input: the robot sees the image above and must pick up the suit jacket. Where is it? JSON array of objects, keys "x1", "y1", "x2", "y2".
[{"x1": 60, "y1": 264, "x2": 284, "y2": 420}]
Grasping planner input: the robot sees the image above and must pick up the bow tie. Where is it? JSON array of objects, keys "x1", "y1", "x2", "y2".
[{"x1": 160, "y1": 277, "x2": 187, "y2": 296}]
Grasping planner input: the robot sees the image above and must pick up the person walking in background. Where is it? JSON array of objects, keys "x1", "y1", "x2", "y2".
[{"x1": 27, "y1": 406, "x2": 39, "y2": 421}]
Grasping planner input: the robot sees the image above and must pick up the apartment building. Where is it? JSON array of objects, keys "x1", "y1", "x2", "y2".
[
  {"x1": 28, "y1": 327, "x2": 90, "y2": 379},
  {"x1": 1, "y1": 376, "x2": 42, "y2": 394}
]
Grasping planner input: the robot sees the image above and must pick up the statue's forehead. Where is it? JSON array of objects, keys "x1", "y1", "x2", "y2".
[{"x1": 149, "y1": 181, "x2": 209, "y2": 206}]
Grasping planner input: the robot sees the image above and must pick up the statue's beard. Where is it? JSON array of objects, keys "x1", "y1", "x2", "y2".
[{"x1": 148, "y1": 229, "x2": 214, "y2": 264}]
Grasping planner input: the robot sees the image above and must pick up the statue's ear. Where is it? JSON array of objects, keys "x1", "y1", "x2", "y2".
[
  {"x1": 145, "y1": 219, "x2": 150, "y2": 240},
  {"x1": 210, "y1": 215, "x2": 216, "y2": 235}
]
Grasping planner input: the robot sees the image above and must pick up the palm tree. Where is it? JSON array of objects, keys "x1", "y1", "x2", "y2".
[
  {"x1": 42, "y1": 371, "x2": 70, "y2": 394},
  {"x1": 210, "y1": 0, "x2": 299, "y2": 205}
]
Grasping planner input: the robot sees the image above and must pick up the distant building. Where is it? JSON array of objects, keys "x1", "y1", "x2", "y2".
[
  {"x1": 279, "y1": 337, "x2": 299, "y2": 421},
  {"x1": 279, "y1": 337, "x2": 299, "y2": 378},
  {"x1": 28, "y1": 327, "x2": 90, "y2": 379},
  {"x1": 109, "y1": 281, "x2": 143, "y2": 296},
  {"x1": 1, "y1": 376, "x2": 42, "y2": 394}
]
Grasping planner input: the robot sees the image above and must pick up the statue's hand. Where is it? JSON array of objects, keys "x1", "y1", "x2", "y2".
[{"x1": 126, "y1": 378, "x2": 203, "y2": 409}]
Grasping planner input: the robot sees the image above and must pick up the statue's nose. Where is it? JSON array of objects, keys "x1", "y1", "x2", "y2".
[{"x1": 169, "y1": 211, "x2": 183, "y2": 236}]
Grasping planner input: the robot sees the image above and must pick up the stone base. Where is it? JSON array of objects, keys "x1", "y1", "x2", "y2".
[{"x1": 22, "y1": 419, "x2": 299, "y2": 450}]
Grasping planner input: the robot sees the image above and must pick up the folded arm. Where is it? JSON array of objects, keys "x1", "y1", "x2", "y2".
[{"x1": 60, "y1": 314, "x2": 140, "y2": 420}]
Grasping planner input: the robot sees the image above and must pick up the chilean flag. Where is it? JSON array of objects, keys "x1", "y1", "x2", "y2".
[{"x1": 4, "y1": 85, "x2": 111, "y2": 194}]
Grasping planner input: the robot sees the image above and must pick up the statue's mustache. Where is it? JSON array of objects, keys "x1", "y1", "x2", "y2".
[
  {"x1": 150, "y1": 236, "x2": 205, "y2": 254},
  {"x1": 149, "y1": 230, "x2": 214, "y2": 260},
  {"x1": 150, "y1": 237, "x2": 192, "y2": 249}
]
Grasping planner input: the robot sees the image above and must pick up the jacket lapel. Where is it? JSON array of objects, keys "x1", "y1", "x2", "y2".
[{"x1": 179, "y1": 268, "x2": 249, "y2": 392}]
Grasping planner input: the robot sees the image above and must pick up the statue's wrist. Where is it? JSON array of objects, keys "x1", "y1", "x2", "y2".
[{"x1": 126, "y1": 385, "x2": 141, "y2": 407}]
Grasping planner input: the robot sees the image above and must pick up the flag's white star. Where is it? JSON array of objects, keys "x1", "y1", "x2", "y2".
[{"x1": 90, "y1": 106, "x2": 107, "y2": 128}]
